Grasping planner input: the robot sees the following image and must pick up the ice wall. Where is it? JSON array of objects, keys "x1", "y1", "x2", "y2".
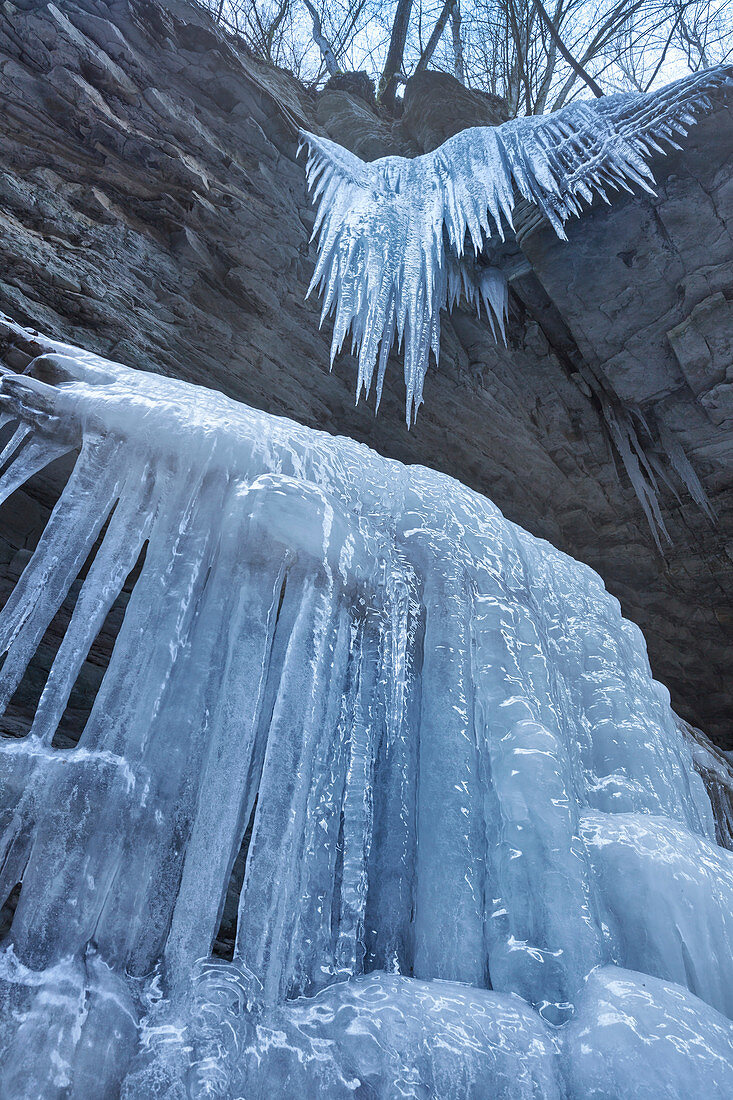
[{"x1": 0, "y1": 319, "x2": 730, "y2": 1098}]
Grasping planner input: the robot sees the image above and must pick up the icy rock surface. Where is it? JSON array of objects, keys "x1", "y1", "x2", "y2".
[
  {"x1": 0, "y1": 320, "x2": 730, "y2": 1097},
  {"x1": 303, "y1": 66, "x2": 732, "y2": 425}
]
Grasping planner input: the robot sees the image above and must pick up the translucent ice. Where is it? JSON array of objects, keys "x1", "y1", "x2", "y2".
[
  {"x1": 0, "y1": 318, "x2": 731, "y2": 1098},
  {"x1": 302, "y1": 66, "x2": 733, "y2": 426}
]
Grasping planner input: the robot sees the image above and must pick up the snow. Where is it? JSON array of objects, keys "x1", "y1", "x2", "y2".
[{"x1": 0, "y1": 322, "x2": 731, "y2": 1097}]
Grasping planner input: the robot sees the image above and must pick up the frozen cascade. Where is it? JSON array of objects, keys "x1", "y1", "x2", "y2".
[
  {"x1": 303, "y1": 67, "x2": 732, "y2": 545},
  {"x1": 302, "y1": 66, "x2": 733, "y2": 427},
  {"x1": 0, "y1": 317, "x2": 730, "y2": 1098}
]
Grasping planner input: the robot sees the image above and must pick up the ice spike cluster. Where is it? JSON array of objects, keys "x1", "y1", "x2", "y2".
[
  {"x1": 302, "y1": 66, "x2": 733, "y2": 425},
  {"x1": 0, "y1": 318, "x2": 730, "y2": 1098}
]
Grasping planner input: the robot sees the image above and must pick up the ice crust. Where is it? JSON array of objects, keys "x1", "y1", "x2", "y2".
[
  {"x1": 302, "y1": 66, "x2": 733, "y2": 426},
  {"x1": 0, "y1": 322, "x2": 731, "y2": 1097}
]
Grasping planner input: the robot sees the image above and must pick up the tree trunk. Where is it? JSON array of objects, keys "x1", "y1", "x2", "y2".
[
  {"x1": 380, "y1": 0, "x2": 415, "y2": 108},
  {"x1": 452, "y1": 3, "x2": 465, "y2": 84},
  {"x1": 415, "y1": 0, "x2": 458, "y2": 74},
  {"x1": 302, "y1": 0, "x2": 341, "y2": 76}
]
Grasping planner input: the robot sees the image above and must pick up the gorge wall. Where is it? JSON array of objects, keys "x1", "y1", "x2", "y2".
[{"x1": 0, "y1": 0, "x2": 731, "y2": 747}]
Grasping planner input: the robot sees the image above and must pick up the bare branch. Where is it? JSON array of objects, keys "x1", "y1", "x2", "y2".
[
  {"x1": 302, "y1": 0, "x2": 341, "y2": 75},
  {"x1": 531, "y1": 0, "x2": 604, "y2": 96},
  {"x1": 416, "y1": 0, "x2": 459, "y2": 73}
]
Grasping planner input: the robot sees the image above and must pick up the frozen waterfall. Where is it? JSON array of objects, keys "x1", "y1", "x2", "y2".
[
  {"x1": 301, "y1": 67, "x2": 732, "y2": 547},
  {"x1": 302, "y1": 66, "x2": 733, "y2": 427},
  {"x1": 0, "y1": 317, "x2": 731, "y2": 1098}
]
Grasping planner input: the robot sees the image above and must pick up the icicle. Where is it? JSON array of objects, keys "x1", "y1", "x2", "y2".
[
  {"x1": 657, "y1": 416, "x2": 715, "y2": 520},
  {"x1": 29, "y1": 457, "x2": 155, "y2": 746},
  {"x1": 302, "y1": 66, "x2": 732, "y2": 426},
  {"x1": 0, "y1": 322, "x2": 731, "y2": 1098},
  {"x1": 0, "y1": 435, "x2": 124, "y2": 714}
]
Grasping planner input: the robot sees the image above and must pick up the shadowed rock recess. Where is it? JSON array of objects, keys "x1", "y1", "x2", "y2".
[{"x1": 0, "y1": 0, "x2": 731, "y2": 754}]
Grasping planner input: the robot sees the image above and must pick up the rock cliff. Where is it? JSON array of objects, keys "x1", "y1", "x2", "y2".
[{"x1": 0, "y1": 0, "x2": 731, "y2": 746}]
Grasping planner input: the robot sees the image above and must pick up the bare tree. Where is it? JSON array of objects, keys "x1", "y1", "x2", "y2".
[
  {"x1": 380, "y1": 0, "x2": 416, "y2": 105},
  {"x1": 415, "y1": 0, "x2": 459, "y2": 72},
  {"x1": 531, "y1": 0, "x2": 604, "y2": 93},
  {"x1": 194, "y1": 0, "x2": 732, "y2": 114},
  {"x1": 302, "y1": 0, "x2": 341, "y2": 72},
  {"x1": 452, "y1": 2, "x2": 466, "y2": 80}
]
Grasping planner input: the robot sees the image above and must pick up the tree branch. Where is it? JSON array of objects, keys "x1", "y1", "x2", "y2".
[
  {"x1": 531, "y1": 0, "x2": 604, "y2": 98},
  {"x1": 302, "y1": 0, "x2": 341, "y2": 76},
  {"x1": 415, "y1": 0, "x2": 458, "y2": 73}
]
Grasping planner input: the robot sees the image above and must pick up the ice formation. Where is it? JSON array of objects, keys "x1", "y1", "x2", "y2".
[
  {"x1": 302, "y1": 66, "x2": 733, "y2": 426},
  {"x1": 0, "y1": 318, "x2": 731, "y2": 1098}
]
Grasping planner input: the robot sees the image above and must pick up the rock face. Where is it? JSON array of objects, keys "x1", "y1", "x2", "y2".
[{"x1": 0, "y1": 0, "x2": 731, "y2": 745}]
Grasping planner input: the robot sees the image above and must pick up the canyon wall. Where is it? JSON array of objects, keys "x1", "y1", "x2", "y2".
[{"x1": 0, "y1": 0, "x2": 731, "y2": 745}]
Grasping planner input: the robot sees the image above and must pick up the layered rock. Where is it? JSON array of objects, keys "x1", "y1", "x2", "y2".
[{"x1": 0, "y1": 0, "x2": 730, "y2": 746}]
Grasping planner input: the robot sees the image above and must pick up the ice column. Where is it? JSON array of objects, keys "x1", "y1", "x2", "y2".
[{"x1": 0, "y1": 320, "x2": 729, "y2": 1099}]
